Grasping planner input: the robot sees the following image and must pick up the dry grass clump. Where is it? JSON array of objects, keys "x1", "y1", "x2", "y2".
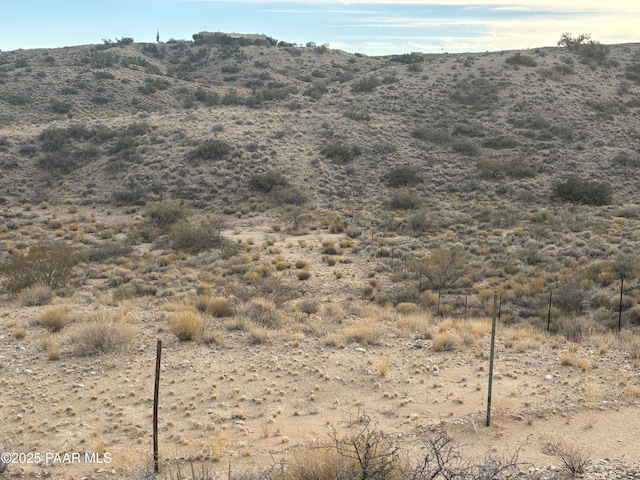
[
  {"x1": 298, "y1": 298, "x2": 319, "y2": 315},
  {"x1": 12, "y1": 325, "x2": 27, "y2": 339},
  {"x1": 344, "y1": 318, "x2": 382, "y2": 345},
  {"x1": 298, "y1": 269, "x2": 311, "y2": 280},
  {"x1": 205, "y1": 429, "x2": 228, "y2": 462},
  {"x1": 170, "y1": 311, "x2": 204, "y2": 341},
  {"x1": 397, "y1": 314, "x2": 432, "y2": 339},
  {"x1": 196, "y1": 296, "x2": 234, "y2": 317},
  {"x1": 277, "y1": 445, "x2": 340, "y2": 480},
  {"x1": 295, "y1": 259, "x2": 309, "y2": 269},
  {"x1": 397, "y1": 302, "x2": 417, "y2": 315},
  {"x1": 431, "y1": 331, "x2": 463, "y2": 351},
  {"x1": 41, "y1": 334, "x2": 60, "y2": 360},
  {"x1": 459, "y1": 319, "x2": 491, "y2": 339},
  {"x1": 71, "y1": 311, "x2": 137, "y2": 356},
  {"x1": 240, "y1": 298, "x2": 283, "y2": 329},
  {"x1": 247, "y1": 327, "x2": 272, "y2": 345},
  {"x1": 321, "y1": 303, "x2": 345, "y2": 323},
  {"x1": 17, "y1": 284, "x2": 53, "y2": 306},
  {"x1": 39, "y1": 306, "x2": 69, "y2": 332}
]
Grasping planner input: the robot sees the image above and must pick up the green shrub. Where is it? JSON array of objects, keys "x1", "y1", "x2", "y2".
[
  {"x1": 170, "y1": 218, "x2": 226, "y2": 253},
  {"x1": 389, "y1": 189, "x2": 421, "y2": 210},
  {"x1": 481, "y1": 135, "x2": 518, "y2": 149},
  {"x1": 249, "y1": 171, "x2": 289, "y2": 192},
  {"x1": 343, "y1": 109, "x2": 371, "y2": 121},
  {"x1": 450, "y1": 77, "x2": 500, "y2": 108},
  {"x1": 411, "y1": 127, "x2": 451, "y2": 144},
  {"x1": 505, "y1": 52, "x2": 538, "y2": 67},
  {"x1": 303, "y1": 84, "x2": 328, "y2": 100},
  {"x1": 387, "y1": 164, "x2": 422, "y2": 187},
  {"x1": 320, "y1": 143, "x2": 362, "y2": 164},
  {"x1": 272, "y1": 186, "x2": 308, "y2": 205},
  {"x1": 50, "y1": 100, "x2": 71, "y2": 114},
  {"x1": 146, "y1": 200, "x2": 189, "y2": 230},
  {"x1": 552, "y1": 176, "x2": 612, "y2": 206},
  {"x1": 187, "y1": 139, "x2": 232, "y2": 162},
  {"x1": 557, "y1": 33, "x2": 609, "y2": 65},
  {"x1": 1, "y1": 243, "x2": 79, "y2": 292},
  {"x1": 351, "y1": 75, "x2": 380, "y2": 93},
  {"x1": 451, "y1": 139, "x2": 481, "y2": 157},
  {"x1": 612, "y1": 151, "x2": 640, "y2": 168}
]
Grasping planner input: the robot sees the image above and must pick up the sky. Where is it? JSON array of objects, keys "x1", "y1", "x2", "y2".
[{"x1": 0, "y1": 1, "x2": 637, "y2": 56}]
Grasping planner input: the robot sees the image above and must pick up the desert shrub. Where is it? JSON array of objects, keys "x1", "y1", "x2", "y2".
[
  {"x1": 505, "y1": 52, "x2": 537, "y2": 67},
  {"x1": 450, "y1": 77, "x2": 500, "y2": 108},
  {"x1": 612, "y1": 151, "x2": 640, "y2": 168},
  {"x1": 50, "y1": 100, "x2": 71, "y2": 114},
  {"x1": 411, "y1": 127, "x2": 451, "y2": 144},
  {"x1": 386, "y1": 164, "x2": 422, "y2": 187},
  {"x1": 112, "y1": 177, "x2": 146, "y2": 205},
  {"x1": 187, "y1": 139, "x2": 231, "y2": 162},
  {"x1": 476, "y1": 158, "x2": 506, "y2": 180},
  {"x1": 481, "y1": 135, "x2": 518, "y2": 149},
  {"x1": 552, "y1": 176, "x2": 612, "y2": 206},
  {"x1": 505, "y1": 157, "x2": 540, "y2": 178},
  {"x1": 451, "y1": 139, "x2": 481, "y2": 157},
  {"x1": 84, "y1": 242, "x2": 133, "y2": 263},
  {"x1": 40, "y1": 307, "x2": 69, "y2": 332},
  {"x1": 343, "y1": 109, "x2": 371, "y2": 121},
  {"x1": 351, "y1": 75, "x2": 380, "y2": 92},
  {"x1": 555, "y1": 282, "x2": 589, "y2": 315},
  {"x1": 389, "y1": 189, "x2": 421, "y2": 210},
  {"x1": 585, "y1": 99, "x2": 627, "y2": 119},
  {"x1": 249, "y1": 171, "x2": 289, "y2": 192},
  {"x1": 557, "y1": 33, "x2": 609, "y2": 65},
  {"x1": 541, "y1": 438, "x2": 590, "y2": 476},
  {"x1": 371, "y1": 142, "x2": 397, "y2": 155},
  {"x1": 303, "y1": 83, "x2": 328, "y2": 100},
  {"x1": 298, "y1": 298, "x2": 319, "y2": 314},
  {"x1": 272, "y1": 186, "x2": 308, "y2": 205},
  {"x1": 71, "y1": 311, "x2": 137, "y2": 356},
  {"x1": 170, "y1": 218, "x2": 226, "y2": 253},
  {"x1": 1, "y1": 242, "x2": 79, "y2": 292},
  {"x1": 146, "y1": 200, "x2": 189, "y2": 230},
  {"x1": 298, "y1": 270, "x2": 311, "y2": 280},
  {"x1": 194, "y1": 88, "x2": 220, "y2": 105},
  {"x1": 17, "y1": 284, "x2": 54, "y2": 306},
  {"x1": 170, "y1": 311, "x2": 203, "y2": 341},
  {"x1": 320, "y1": 143, "x2": 362, "y2": 164},
  {"x1": 240, "y1": 298, "x2": 283, "y2": 329},
  {"x1": 196, "y1": 296, "x2": 234, "y2": 317}
]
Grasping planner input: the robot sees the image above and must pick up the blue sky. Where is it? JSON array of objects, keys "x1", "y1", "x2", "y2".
[{"x1": 1, "y1": 1, "x2": 636, "y2": 56}]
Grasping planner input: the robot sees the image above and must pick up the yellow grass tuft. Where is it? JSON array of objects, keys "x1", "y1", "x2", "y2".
[
  {"x1": 432, "y1": 331, "x2": 462, "y2": 352},
  {"x1": 170, "y1": 311, "x2": 203, "y2": 341},
  {"x1": 344, "y1": 318, "x2": 382, "y2": 345},
  {"x1": 40, "y1": 306, "x2": 70, "y2": 332},
  {"x1": 196, "y1": 296, "x2": 234, "y2": 317}
]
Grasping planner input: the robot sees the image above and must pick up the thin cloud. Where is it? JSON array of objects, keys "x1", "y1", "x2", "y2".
[{"x1": 182, "y1": 0, "x2": 638, "y2": 14}]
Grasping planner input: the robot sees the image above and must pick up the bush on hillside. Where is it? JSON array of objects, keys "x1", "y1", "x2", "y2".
[
  {"x1": 249, "y1": 171, "x2": 289, "y2": 192},
  {"x1": 552, "y1": 176, "x2": 612, "y2": 206},
  {"x1": 1, "y1": 243, "x2": 79, "y2": 292}
]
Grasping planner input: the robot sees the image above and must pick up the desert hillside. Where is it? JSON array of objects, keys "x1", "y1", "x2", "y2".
[{"x1": 1, "y1": 33, "x2": 640, "y2": 479}]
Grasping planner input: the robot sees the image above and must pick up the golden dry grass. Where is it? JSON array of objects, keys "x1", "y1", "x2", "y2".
[
  {"x1": 170, "y1": 311, "x2": 204, "y2": 341},
  {"x1": 39, "y1": 306, "x2": 69, "y2": 332}
]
